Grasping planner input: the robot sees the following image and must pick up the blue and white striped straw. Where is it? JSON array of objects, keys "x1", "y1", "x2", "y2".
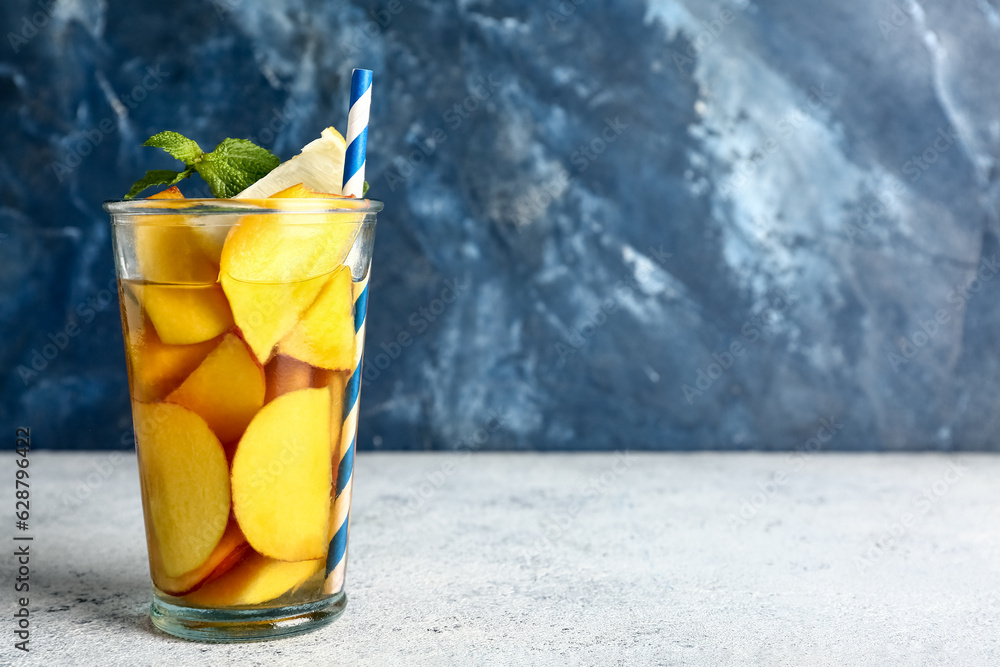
[
  {"x1": 324, "y1": 270, "x2": 370, "y2": 593},
  {"x1": 342, "y1": 69, "x2": 372, "y2": 198},
  {"x1": 324, "y1": 68, "x2": 373, "y2": 593}
]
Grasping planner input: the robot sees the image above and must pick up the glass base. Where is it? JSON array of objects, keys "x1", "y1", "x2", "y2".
[{"x1": 150, "y1": 592, "x2": 347, "y2": 643}]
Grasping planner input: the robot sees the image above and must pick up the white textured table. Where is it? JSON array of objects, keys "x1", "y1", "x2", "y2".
[{"x1": 1, "y1": 452, "x2": 997, "y2": 666}]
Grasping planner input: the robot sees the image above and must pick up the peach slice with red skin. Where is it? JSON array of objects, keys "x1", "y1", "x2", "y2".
[
  {"x1": 132, "y1": 402, "x2": 231, "y2": 579},
  {"x1": 279, "y1": 266, "x2": 356, "y2": 371},
  {"x1": 184, "y1": 553, "x2": 323, "y2": 607},
  {"x1": 150, "y1": 186, "x2": 185, "y2": 199},
  {"x1": 151, "y1": 520, "x2": 251, "y2": 597},
  {"x1": 166, "y1": 333, "x2": 265, "y2": 443},
  {"x1": 219, "y1": 183, "x2": 362, "y2": 363},
  {"x1": 231, "y1": 387, "x2": 332, "y2": 561}
]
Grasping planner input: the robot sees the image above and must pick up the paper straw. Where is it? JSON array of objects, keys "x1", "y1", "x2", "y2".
[
  {"x1": 325, "y1": 68, "x2": 372, "y2": 591},
  {"x1": 342, "y1": 69, "x2": 372, "y2": 198},
  {"x1": 324, "y1": 271, "x2": 370, "y2": 592}
]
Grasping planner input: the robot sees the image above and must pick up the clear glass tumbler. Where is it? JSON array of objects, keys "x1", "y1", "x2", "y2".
[{"x1": 104, "y1": 196, "x2": 380, "y2": 642}]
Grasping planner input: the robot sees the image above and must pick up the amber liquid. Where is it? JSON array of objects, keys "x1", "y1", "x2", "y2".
[{"x1": 119, "y1": 277, "x2": 357, "y2": 609}]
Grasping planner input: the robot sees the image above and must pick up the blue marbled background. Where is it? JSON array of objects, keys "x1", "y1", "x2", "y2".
[{"x1": 2, "y1": 0, "x2": 999, "y2": 450}]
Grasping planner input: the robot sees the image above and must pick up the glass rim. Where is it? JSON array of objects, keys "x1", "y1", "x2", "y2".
[{"x1": 103, "y1": 197, "x2": 384, "y2": 216}]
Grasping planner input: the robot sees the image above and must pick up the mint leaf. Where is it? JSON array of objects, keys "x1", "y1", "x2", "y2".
[
  {"x1": 363, "y1": 181, "x2": 369, "y2": 196},
  {"x1": 194, "y1": 139, "x2": 280, "y2": 198},
  {"x1": 126, "y1": 132, "x2": 278, "y2": 198},
  {"x1": 124, "y1": 169, "x2": 193, "y2": 199},
  {"x1": 143, "y1": 131, "x2": 204, "y2": 165}
]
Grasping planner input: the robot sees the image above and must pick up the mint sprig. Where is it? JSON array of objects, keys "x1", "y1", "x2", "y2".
[
  {"x1": 123, "y1": 169, "x2": 192, "y2": 199},
  {"x1": 144, "y1": 131, "x2": 204, "y2": 163},
  {"x1": 124, "y1": 131, "x2": 279, "y2": 199},
  {"x1": 195, "y1": 139, "x2": 282, "y2": 198}
]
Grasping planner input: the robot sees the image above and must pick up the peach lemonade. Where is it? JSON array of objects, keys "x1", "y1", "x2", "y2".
[{"x1": 107, "y1": 126, "x2": 381, "y2": 641}]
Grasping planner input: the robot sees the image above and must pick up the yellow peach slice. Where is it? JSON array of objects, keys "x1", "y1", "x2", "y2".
[
  {"x1": 231, "y1": 387, "x2": 332, "y2": 561},
  {"x1": 147, "y1": 185, "x2": 230, "y2": 266},
  {"x1": 184, "y1": 553, "x2": 323, "y2": 607},
  {"x1": 151, "y1": 520, "x2": 250, "y2": 597},
  {"x1": 219, "y1": 183, "x2": 363, "y2": 363},
  {"x1": 279, "y1": 267, "x2": 356, "y2": 371},
  {"x1": 193, "y1": 225, "x2": 229, "y2": 268},
  {"x1": 133, "y1": 283, "x2": 234, "y2": 346},
  {"x1": 312, "y1": 368, "x2": 347, "y2": 531},
  {"x1": 124, "y1": 312, "x2": 219, "y2": 402},
  {"x1": 264, "y1": 355, "x2": 313, "y2": 404},
  {"x1": 266, "y1": 183, "x2": 352, "y2": 199},
  {"x1": 135, "y1": 187, "x2": 219, "y2": 284},
  {"x1": 265, "y1": 184, "x2": 361, "y2": 263},
  {"x1": 132, "y1": 402, "x2": 231, "y2": 578},
  {"x1": 166, "y1": 333, "x2": 265, "y2": 443},
  {"x1": 221, "y1": 274, "x2": 327, "y2": 364}
]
